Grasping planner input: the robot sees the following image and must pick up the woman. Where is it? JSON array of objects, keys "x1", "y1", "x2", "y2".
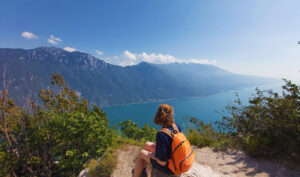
[{"x1": 133, "y1": 104, "x2": 181, "y2": 177}]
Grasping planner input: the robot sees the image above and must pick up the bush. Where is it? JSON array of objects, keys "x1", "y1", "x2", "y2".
[
  {"x1": 187, "y1": 117, "x2": 221, "y2": 148},
  {"x1": 0, "y1": 74, "x2": 113, "y2": 176},
  {"x1": 119, "y1": 119, "x2": 156, "y2": 141},
  {"x1": 217, "y1": 79, "x2": 300, "y2": 158},
  {"x1": 188, "y1": 128, "x2": 215, "y2": 147}
]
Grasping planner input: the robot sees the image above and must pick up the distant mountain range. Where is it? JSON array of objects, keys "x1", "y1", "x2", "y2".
[{"x1": 0, "y1": 47, "x2": 277, "y2": 107}]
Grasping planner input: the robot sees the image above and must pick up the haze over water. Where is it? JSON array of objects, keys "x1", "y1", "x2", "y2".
[{"x1": 102, "y1": 82, "x2": 283, "y2": 130}]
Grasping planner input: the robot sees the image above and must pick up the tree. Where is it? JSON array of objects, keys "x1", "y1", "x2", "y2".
[{"x1": 0, "y1": 73, "x2": 113, "y2": 176}]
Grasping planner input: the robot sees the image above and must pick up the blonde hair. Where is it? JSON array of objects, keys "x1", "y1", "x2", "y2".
[{"x1": 153, "y1": 104, "x2": 174, "y2": 127}]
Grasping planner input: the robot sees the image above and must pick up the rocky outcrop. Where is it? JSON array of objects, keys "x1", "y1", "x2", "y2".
[{"x1": 151, "y1": 162, "x2": 225, "y2": 177}]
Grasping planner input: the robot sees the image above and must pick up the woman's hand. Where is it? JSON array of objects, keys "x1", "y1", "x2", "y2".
[
  {"x1": 144, "y1": 142, "x2": 156, "y2": 153},
  {"x1": 151, "y1": 143, "x2": 156, "y2": 149}
]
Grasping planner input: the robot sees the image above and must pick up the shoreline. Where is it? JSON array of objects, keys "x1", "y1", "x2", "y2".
[{"x1": 100, "y1": 83, "x2": 277, "y2": 109}]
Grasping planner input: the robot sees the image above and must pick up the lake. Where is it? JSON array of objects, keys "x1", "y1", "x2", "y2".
[{"x1": 102, "y1": 82, "x2": 283, "y2": 130}]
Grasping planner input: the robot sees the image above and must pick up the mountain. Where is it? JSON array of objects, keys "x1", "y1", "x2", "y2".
[{"x1": 0, "y1": 47, "x2": 277, "y2": 107}]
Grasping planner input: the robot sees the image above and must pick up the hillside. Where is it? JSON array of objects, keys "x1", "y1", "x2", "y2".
[{"x1": 0, "y1": 47, "x2": 277, "y2": 106}]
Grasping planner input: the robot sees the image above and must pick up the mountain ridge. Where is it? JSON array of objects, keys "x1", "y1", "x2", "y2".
[{"x1": 0, "y1": 47, "x2": 278, "y2": 107}]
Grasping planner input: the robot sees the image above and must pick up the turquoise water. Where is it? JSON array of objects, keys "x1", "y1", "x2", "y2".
[{"x1": 102, "y1": 82, "x2": 283, "y2": 130}]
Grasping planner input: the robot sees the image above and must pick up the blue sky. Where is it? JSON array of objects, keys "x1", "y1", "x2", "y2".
[{"x1": 1, "y1": 0, "x2": 300, "y2": 81}]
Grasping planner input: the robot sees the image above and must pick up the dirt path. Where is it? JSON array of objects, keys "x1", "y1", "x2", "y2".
[
  {"x1": 111, "y1": 145, "x2": 300, "y2": 177},
  {"x1": 194, "y1": 147, "x2": 300, "y2": 177},
  {"x1": 111, "y1": 145, "x2": 140, "y2": 177}
]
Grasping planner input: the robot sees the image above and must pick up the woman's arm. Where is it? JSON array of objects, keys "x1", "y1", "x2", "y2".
[{"x1": 151, "y1": 154, "x2": 167, "y2": 166}]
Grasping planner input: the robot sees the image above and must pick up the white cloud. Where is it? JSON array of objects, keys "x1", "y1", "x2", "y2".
[
  {"x1": 21, "y1": 31, "x2": 38, "y2": 39},
  {"x1": 50, "y1": 35, "x2": 62, "y2": 42},
  {"x1": 138, "y1": 52, "x2": 176, "y2": 64},
  {"x1": 95, "y1": 50, "x2": 104, "y2": 56},
  {"x1": 48, "y1": 34, "x2": 62, "y2": 45},
  {"x1": 64, "y1": 46, "x2": 77, "y2": 52},
  {"x1": 103, "y1": 50, "x2": 217, "y2": 66},
  {"x1": 48, "y1": 39, "x2": 57, "y2": 45},
  {"x1": 123, "y1": 50, "x2": 136, "y2": 60}
]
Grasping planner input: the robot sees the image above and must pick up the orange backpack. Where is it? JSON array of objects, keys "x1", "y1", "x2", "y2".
[{"x1": 159, "y1": 124, "x2": 194, "y2": 175}]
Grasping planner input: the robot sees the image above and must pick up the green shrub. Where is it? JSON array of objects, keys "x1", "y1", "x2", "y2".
[
  {"x1": 218, "y1": 79, "x2": 300, "y2": 158},
  {"x1": 187, "y1": 117, "x2": 220, "y2": 148},
  {"x1": 213, "y1": 138, "x2": 230, "y2": 151},
  {"x1": 0, "y1": 74, "x2": 113, "y2": 176},
  {"x1": 188, "y1": 128, "x2": 215, "y2": 147},
  {"x1": 119, "y1": 119, "x2": 156, "y2": 141}
]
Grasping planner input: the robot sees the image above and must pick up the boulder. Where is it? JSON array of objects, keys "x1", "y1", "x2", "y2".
[
  {"x1": 151, "y1": 162, "x2": 223, "y2": 177},
  {"x1": 78, "y1": 169, "x2": 89, "y2": 177},
  {"x1": 151, "y1": 169, "x2": 179, "y2": 177}
]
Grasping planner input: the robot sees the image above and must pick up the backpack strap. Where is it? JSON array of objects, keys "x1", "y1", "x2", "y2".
[
  {"x1": 159, "y1": 123, "x2": 179, "y2": 138},
  {"x1": 159, "y1": 128, "x2": 174, "y2": 139},
  {"x1": 172, "y1": 123, "x2": 179, "y2": 132}
]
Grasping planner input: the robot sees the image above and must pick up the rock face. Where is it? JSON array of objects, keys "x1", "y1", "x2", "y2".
[{"x1": 151, "y1": 162, "x2": 225, "y2": 177}]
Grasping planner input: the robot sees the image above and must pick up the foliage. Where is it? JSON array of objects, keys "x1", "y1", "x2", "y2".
[
  {"x1": 119, "y1": 119, "x2": 156, "y2": 141},
  {"x1": 217, "y1": 79, "x2": 300, "y2": 158},
  {"x1": 88, "y1": 152, "x2": 116, "y2": 177},
  {"x1": 187, "y1": 117, "x2": 217, "y2": 147},
  {"x1": 0, "y1": 73, "x2": 113, "y2": 176},
  {"x1": 187, "y1": 117, "x2": 230, "y2": 151}
]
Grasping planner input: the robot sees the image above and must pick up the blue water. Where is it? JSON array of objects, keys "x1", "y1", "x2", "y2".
[{"x1": 102, "y1": 82, "x2": 283, "y2": 130}]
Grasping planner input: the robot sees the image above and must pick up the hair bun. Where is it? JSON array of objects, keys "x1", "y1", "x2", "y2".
[{"x1": 153, "y1": 104, "x2": 174, "y2": 127}]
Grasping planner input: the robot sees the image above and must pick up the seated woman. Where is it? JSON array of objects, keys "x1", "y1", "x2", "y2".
[{"x1": 133, "y1": 104, "x2": 181, "y2": 177}]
